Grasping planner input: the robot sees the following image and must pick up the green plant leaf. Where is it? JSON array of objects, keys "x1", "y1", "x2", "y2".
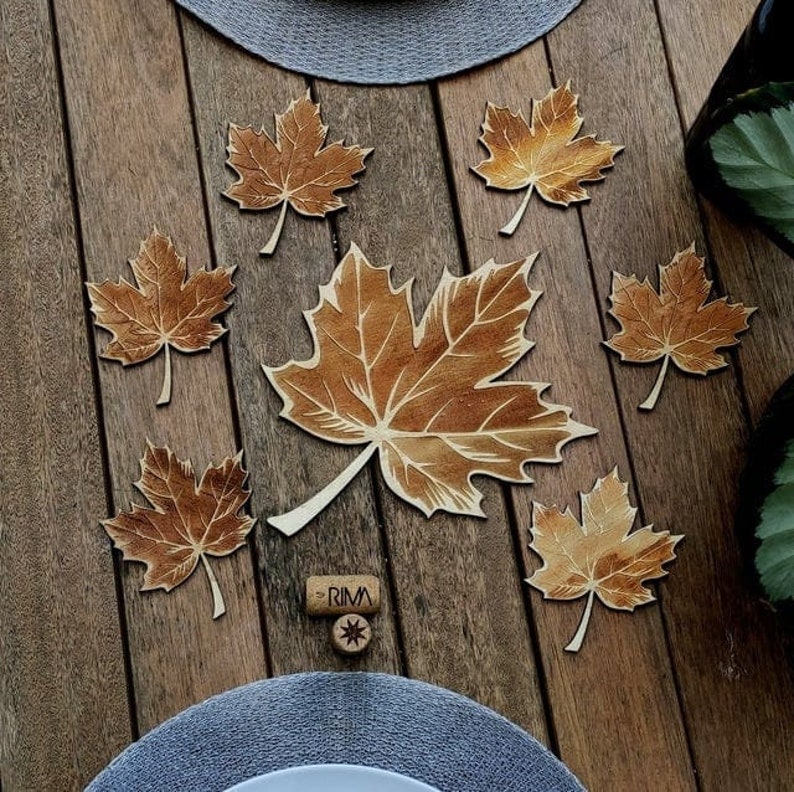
[
  {"x1": 709, "y1": 88, "x2": 794, "y2": 247},
  {"x1": 755, "y1": 440, "x2": 794, "y2": 602}
]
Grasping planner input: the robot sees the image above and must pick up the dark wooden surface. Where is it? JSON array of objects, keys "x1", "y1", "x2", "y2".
[{"x1": 2, "y1": 0, "x2": 793, "y2": 789}]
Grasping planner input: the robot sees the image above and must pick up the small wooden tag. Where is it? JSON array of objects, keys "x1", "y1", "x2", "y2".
[{"x1": 306, "y1": 575, "x2": 380, "y2": 616}]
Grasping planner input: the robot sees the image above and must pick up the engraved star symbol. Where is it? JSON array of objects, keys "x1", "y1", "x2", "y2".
[{"x1": 340, "y1": 617, "x2": 367, "y2": 646}]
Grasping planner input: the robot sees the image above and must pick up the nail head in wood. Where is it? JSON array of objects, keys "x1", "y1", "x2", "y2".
[
  {"x1": 330, "y1": 614, "x2": 372, "y2": 655},
  {"x1": 306, "y1": 575, "x2": 380, "y2": 616}
]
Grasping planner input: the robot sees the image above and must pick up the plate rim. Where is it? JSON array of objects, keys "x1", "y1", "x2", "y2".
[{"x1": 224, "y1": 763, "x2": 441, "y2": 792}]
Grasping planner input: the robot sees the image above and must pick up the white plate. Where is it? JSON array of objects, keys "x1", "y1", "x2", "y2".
[{"x1": 224, "y1": 764, "x2": 441, "y2": 792}]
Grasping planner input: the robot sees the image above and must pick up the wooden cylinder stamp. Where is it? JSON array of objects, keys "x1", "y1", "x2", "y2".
[
  {"x1": 306, "y1": 575, "x2": 380, "y2": 616},
  {"x1": 330, "y1": 614, "x2": 372, "y2": 655}
]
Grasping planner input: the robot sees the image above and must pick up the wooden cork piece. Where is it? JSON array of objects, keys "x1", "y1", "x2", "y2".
[
  {"x1": 306, "y1": 575, "x2": 380, "y2": 616},
  {"x1": 330, "y1": 614, "x2": 372, "y2": 656}
]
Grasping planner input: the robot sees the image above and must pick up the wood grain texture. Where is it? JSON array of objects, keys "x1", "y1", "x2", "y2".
[
  {"x1": 655, "y1": 0, "x2": 794, "y2": 423},
  {"x1": 546, "y1": 0, "x2": 794, "y2": 786},
  {"x1": 7, "y1": 0, "x2": 794, "y2": 786},
  {"x1": 315, "y1": 80, "x2": 549, "y2": 739},
  {"x1": 51, "y1": 0, "x2": 266, "y2": 732},
  {"x1": 0, "y1": 0, "x2": 131, "y2": 787},
  {"x1": 438, "y1": 43, "x2": 694, "y2": 790},
  {"x1": 180, "y1": 16, "x2": 401, "y2": 674}
]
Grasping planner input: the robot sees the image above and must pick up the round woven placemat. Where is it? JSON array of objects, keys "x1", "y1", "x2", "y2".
[
  {"x1": 176, "y1": 0, "x2": 583, "y2": 84},
  {"x1": 88, "y1": 672, "x2": 585, "y2": 791}
]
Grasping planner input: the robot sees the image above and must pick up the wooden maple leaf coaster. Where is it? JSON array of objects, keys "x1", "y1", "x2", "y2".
[
  {"x1": 103, "y1": 443, "x2": 255, "y2": 620},
  {"x1": 86, "y1": 229, "x2": 235, "y2": 406},
  {"x1": 527, "y1": 468, "x2": 683, "y2": 653},
  {"x1": 472, "y1": 81, "x2": 623, "y2": 236},
  {"x1": 265, "y1": 243, "x2": 596, "y2": 536},
  {"x1": 225, "y1": 91, "x2": 372, "y2": 256},
  {"x1": 604, "y1": 244, "x2": 756, "y2": 411}
]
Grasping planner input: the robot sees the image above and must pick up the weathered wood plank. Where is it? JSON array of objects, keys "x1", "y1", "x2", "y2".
[
  {"x1": 545, "y1": 0, "x2": 794, "y2": 786},
  {"x1": 655, "y1": 0, "x2": 794, "y2": 423},
  {"x1": 51, "y1": 0, "x2": 266, "y2": 732},
  {"x1": 0, "y1": 0, "x2": 131, "y2": 786},
  {"x1": 179, "y1": 16, "x2": 402, "y2": 673},
  {"x1": 437, "y1": 44, "x2": 695, "y2": 789},
  {"x1": 315, "y1": 80, "x2": 550, "y2": 738}
]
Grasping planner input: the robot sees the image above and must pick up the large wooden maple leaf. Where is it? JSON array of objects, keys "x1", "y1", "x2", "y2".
[
  {"x1": 225, "y1": 91, "x2": 372, "y2": 256},
  {"x1": 605, "y1": 245, "x2": 755, "y2": 410},
  {"x1": 527, "y1": 468, "x2": 682, "y2": 652},
  {"x1": 86, "y1": 230, "x2": 235, "y2": 406},
  {"x1": 472, "y1": 81, "x2": 622, "y2": 236},
  {"x1": 265, "y1": 244, "x2": 596, "y2": 535},
  {"x1": 103, "y1": 443, "x2": 255, "y2": 619}
]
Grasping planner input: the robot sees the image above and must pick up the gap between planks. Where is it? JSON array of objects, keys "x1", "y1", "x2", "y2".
[
  {"x1": 428, "y1": 79, "x2": 561, "y2": 755},
  {"x1": 174, "y1": 4, "x2": 275, "y2": 681}
]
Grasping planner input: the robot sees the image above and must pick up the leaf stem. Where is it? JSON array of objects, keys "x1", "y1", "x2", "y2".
[
  {"x1": 261, "y1": 201, "x2": 288, "y2": 256},
  {"x1": 565, "y1": 589, "x2": 595, "y2": 653},
  {"x1": 267, "y1": 444, "x2": 377, "y2": 536},
  {"x1": 156, "y1": 344, "x2": 172, "y2": 406},
  {"x1": 640, "y1": 354, "x2": 670, "y2": 411},
  {"x1": 200, "y1": 553, "x2": 226, "y2": 619},
  {"x1": 500, "y1": 184, "x2": 534, "y2": 236}
]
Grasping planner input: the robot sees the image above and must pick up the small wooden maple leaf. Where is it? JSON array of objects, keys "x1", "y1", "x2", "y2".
[
  {"x1": 86, "y1": 230, "x2": 235, "y2": 406},
  {"x1": 225, "y1": 91, "x2": 372, "y2": 256},
  {"x1": 265, "y1": 243, "x2": 596, "y2": 536},
  {"x1": 527, "y1": 468, "x2": 682, "y2": 653},
  {"x1": 604, "y1": 244, "x2": 756, "y2": 410},
  {"x1": 472, "y1": 81, "x2": 623, "y2": 236},
  {"x1": 103, "y1": 443, "x2": 255, "y2": 620}
]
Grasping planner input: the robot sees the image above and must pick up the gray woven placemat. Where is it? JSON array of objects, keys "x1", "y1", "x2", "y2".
[
  {"x1": 87, "y1": 672, "x2": 585, "y2": 791},
  {"x1": 175, "y1": 0, "x2": 583, "y2": 85}
]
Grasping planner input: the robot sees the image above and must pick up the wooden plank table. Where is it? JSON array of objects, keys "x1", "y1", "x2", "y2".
[{"x1": 2, "y1": 0, "x2": 793, "y2": 789}]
